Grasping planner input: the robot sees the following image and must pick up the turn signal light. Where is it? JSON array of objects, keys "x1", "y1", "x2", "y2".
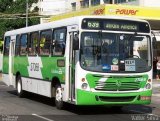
[
  {"x1": 148, "y1": 79, "x2": 151, "y2": 82},
  {"x1": 140, "y1": 96, "x2": 151, "y2": 101},
  {"x1": 81, "y1": 78, "x2": 85, "y2": 82}
]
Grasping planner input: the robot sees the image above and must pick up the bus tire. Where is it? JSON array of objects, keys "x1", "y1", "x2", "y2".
[
  {"x1": 16, "y1": 75, "x2": 24, "y2": 98},
  {"x1": 55, "y1": 84, "x2": 63, "y2": 109}
]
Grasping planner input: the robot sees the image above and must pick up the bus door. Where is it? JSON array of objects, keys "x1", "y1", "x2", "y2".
[
  {"x1": 68, "y1": 25, "x2": 78, "y2": 102},
  {"x1": 9, "y1": 36, "x2": 15, "y2": 86}
]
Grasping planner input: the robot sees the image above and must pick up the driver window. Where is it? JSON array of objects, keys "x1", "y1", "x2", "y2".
[
  {"x1": 135, "y1": 36, "x2": 148, "y2": 59},
  {"x1": 119, "y1": 35, "x2": 133, "y2": 59}
]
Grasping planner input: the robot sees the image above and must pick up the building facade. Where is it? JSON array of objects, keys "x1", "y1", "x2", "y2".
[
  {"x1": 37, "y1": 0, "x2": 160, "y2": 17},
  {"x1": 32, "y1": 0, "x2": 160, "y2": 16},
  {"x1": 38, "y1": 0, "x2": 67, "y2": 15},
  {"x1": 69, "y1": 0, "x2": 160, "y2": 11}
]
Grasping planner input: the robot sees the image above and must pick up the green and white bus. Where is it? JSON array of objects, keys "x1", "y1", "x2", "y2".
[{"x1": 2, "y1": 16, "x2": 152, "y2": 109}]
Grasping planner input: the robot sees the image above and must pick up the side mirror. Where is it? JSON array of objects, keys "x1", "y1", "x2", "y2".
[
  {"x1": 73, "y1": 35, "x2": 79, "y2": 50},
  {"x1": 152, "y1": 37, "x2": 157, "y2": 49}
]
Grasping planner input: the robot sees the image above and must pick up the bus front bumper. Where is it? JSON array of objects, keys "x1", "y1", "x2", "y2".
[{"x1": 76, "y1": 89, "x2": 152, "y2": 105}]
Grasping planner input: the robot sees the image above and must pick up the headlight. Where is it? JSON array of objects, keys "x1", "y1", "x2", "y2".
[
  {"x1": 81, "y1": 83, "x2": 88, "y2": 90},
  {"x1": 145, "y1": 83, "x2": 151, "y2": 89}
]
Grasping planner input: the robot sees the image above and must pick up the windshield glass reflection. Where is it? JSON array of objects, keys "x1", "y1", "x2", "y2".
[{"x1": 80, "y1": 32, "x2": 151, "y2": 73}]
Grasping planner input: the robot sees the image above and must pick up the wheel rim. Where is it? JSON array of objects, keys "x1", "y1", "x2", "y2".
[
  {"x1": 56, "y1": 87, "x2": 62, "y2": 102},
  {"x1": 17, "y1": 81, "x2": 21, "y2": 93}
]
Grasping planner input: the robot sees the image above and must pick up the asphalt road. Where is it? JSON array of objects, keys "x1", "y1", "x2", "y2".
[{"x1": 0, "y1": 80, "x2": 160, "y2": 121}]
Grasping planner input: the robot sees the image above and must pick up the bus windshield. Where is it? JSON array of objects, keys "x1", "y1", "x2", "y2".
[{"x1": 80, "y1": 32, "x2": 151, "y2": 73}]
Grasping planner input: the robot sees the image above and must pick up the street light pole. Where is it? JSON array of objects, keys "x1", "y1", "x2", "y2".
[{"x1": 26, "y1": 0, "x2": 28, "y2": 27}]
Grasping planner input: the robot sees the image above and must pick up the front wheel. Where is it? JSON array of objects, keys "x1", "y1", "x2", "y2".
[
  {"x1": 16, "y1": 75, "x2": 24, "y2": 97},
  {"x1": 55, "y1": 85, "x2": 64, "y2": 109}
]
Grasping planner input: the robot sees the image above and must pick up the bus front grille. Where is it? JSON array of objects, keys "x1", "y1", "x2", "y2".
[
  {"x1": 95, "y1": 81, "x2": 141, "y2": 91},
  {"x1": 99, "y1": 96, "x2": 136, "y2": 102}
]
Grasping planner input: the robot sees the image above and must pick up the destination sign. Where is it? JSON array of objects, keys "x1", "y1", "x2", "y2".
[
  {"x1": 82, "y1": 18, "x2": 150, "y2": 33},
  {"x1": 105, "y1": 23, "x2": 138, "y2": 31}
]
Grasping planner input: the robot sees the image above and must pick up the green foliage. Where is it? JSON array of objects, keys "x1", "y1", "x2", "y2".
[
  {"x1": 0, "y1": 0, "x2": 12, "y2": 12},
  {"x1": 0, "y1": 0, "x2": 40, "y2": 38},
  {"x1": 5, "y1": 0, "x2": 38, "y2": 14}
]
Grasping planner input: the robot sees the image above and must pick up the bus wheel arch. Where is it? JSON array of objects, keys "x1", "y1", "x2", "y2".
[
  {"x1": 51, "y1": 77, "x2": 64, "y2": 109},
  {"x1": 51, "y1": 77, "x2": 60, "y2": 87}
]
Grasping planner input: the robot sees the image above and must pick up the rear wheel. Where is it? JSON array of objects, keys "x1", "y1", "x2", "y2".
[
  {"x1": 16, "y1": 75, "x2": 24, "y2": 97},
  {"x1": 55, "y1": 84, "x2": 64, "y2": 109}
]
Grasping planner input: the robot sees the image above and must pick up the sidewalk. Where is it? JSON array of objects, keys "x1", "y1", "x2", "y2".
[
  {"x1": 0, "y1": 72, "x2": 1, "y2": 81},
  {"x1": 0, "y1": 80, "x2": 4, "y2": 85},
  {"x1": 153, "y1": 79, "x2": 160, "y2": 84},
  {"x1": 152, "y1": 79, "x2": 160, "y2": 96}
]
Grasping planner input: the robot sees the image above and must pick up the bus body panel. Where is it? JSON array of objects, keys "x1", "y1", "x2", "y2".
[
  {"x1": 2, "y1": 56, "x2": 9, "y2": 74},
  {"x1": 76, "y1": 89, "x2": 151, "y2": 105},
  {"x1": 21, "y1": 77, "x2": 51, "y2": 97},
  {"x1": 13, "y1": 56, "x2": 66, "y2": 97},
  {"x1": 13, "y1": 56, "x2": 65, "y2": 82}
]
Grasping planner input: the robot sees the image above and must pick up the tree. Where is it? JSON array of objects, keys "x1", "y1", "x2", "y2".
[
  {"x1": 5, "y1": 0, "x2": 38, "y2": 14},
  {"x1": 0, "y1": 0, "x2": 40, "y2": 38},
  {"x1": 0, "y1": 0, "x2": 12, "y2": 12}
]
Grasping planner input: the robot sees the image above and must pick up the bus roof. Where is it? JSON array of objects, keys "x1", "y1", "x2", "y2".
[{"x1": 4, "y1": 15, "x2": 149, "y2": 36}]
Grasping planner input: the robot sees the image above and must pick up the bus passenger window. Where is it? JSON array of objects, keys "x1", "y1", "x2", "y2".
[
  {"x1": 29, "y1": 32, "x2": 39, "y2": 56},
  {"x1": 4, "y1": 36, "x2": 10, "y2": 56},
  {"x1": 40, "y1": 30, "x2": 52, "y2": 55},
  {"x1": 53, "y1": 28, "x2": 66, "y2": 56},
  {"x1": 20, "y1": 34, "x2": 28, "y2": 55},
  {"x1": 15, "y1": 35, "x2": 20, "y2": 55}
]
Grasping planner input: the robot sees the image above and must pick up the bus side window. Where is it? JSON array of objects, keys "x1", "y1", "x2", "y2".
[
  {"x1": 20, "y1": 34, "x2": 28, "y2": 56},
  {"x1": 4, "y1": 36, "x2": 10, "y2": 56},
  {"x1": 40, "y1": 30, "x2": 52, "y2": 56},
  {"x1": 52, "y1": 28, "x2": 66, "y2": 56},
  {"x1": 29, "y1": 32, "x2": 39, "y2": 56},
  {"x1": 15, "y1": 35, "x2": 20, "y2": 56}
]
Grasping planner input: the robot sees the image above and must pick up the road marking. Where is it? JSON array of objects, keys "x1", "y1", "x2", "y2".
[
  {"x1": 32, "y1": 114, "x2": 54, "y2": 121},
  {"x1": 148, "y1": 113, "x2": 159, "y2": 116}
]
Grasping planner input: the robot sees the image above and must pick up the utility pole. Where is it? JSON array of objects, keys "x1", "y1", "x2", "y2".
[{"x1": 26, "y1": 0, "x2": 28, "y2": 27}]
